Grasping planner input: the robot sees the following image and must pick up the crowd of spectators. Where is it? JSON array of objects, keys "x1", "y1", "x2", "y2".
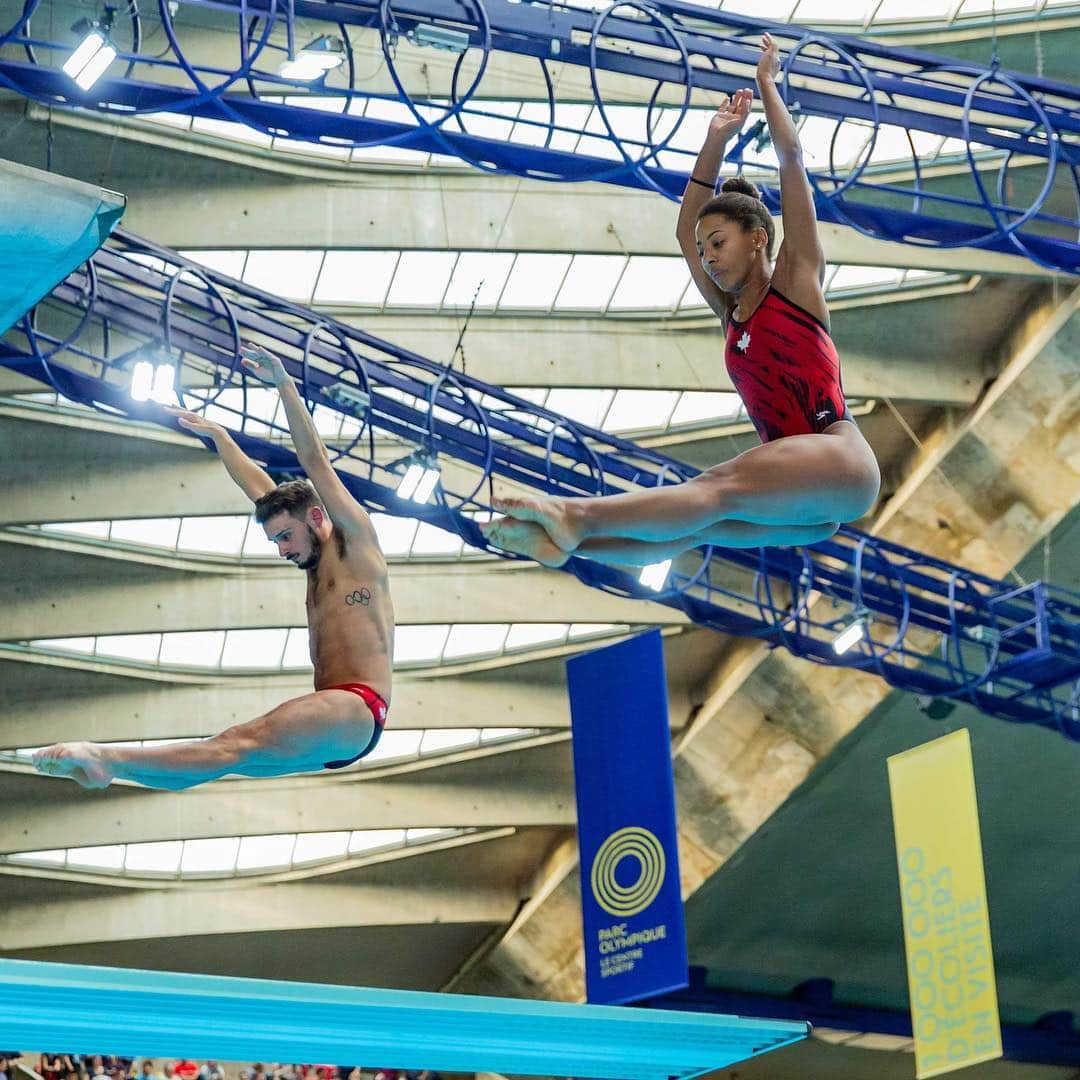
[{"x1": 18, "y1": 1057, "x2": 436, "y2": 1080}]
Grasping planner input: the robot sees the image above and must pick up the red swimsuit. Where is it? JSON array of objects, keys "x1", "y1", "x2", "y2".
[
  {"x1": 725, "y1": 286, "x2": 851, "y2": 444},
  {"x1": 323, "y1": 682, "x2": 388, "y2": 770}
]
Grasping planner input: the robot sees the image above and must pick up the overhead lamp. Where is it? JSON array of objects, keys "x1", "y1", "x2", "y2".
[
  {"x1": 832, "y1": 608, "x2": 870, "y2": 656},
  {"x1": 395, "y1": 453, "x2": 441, "y2": 504},
  {"x1": 639, "y1": 559, "x2": 672, "y2": 592},
  {"x1": 63, "y1": 13, "x2": 118, "y2": 92},
  {"x1": 279, "y1": 35, "x2": 345, "y2": 82},
  {"x1": 406, "y1": 23, "x2": 471, "y2": 53},
  {"x1": 129, "y1": 350, "x2": 177, "y2": 405}
]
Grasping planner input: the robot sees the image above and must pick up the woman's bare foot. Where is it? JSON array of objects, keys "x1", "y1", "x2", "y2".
[
  {"x1": 490, "y1": 495, "x2": 584, "y2": 553},
  {"x1": 33, "y1": 742, "x2": 115, "y2": 789},
  {"x1": 481, "y1": 517, "x2": 570, "y2": 568}
]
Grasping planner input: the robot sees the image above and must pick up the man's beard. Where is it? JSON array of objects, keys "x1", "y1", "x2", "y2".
[{"x1": 296, "y1": 526, "x2": 322, "y2": 570}]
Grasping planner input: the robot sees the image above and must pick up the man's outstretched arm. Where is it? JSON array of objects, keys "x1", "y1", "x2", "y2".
[
  {"x1": 239, "y1": 343, "x2": 377, "y2": 542},
  {"x1": 167, "y1": 408, "x2": 276, "y2": 502}
]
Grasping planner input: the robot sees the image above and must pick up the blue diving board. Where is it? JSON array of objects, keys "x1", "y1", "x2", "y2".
[
  {"x1": 0, "y1": 161, "x2": 125, "y2": 336},
  {"x1": 0, "y1": 959, "x2": 807, "y2": 1079}
]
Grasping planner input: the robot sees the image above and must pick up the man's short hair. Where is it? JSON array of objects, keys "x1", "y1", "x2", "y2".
[{"x1": 253, "y1": 480, "x2": 323, "y2": 524}]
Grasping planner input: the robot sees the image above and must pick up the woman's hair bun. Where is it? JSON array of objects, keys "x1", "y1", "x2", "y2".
[{"x1": 720, "y1": 175, "x2": 761, "y2": 200}]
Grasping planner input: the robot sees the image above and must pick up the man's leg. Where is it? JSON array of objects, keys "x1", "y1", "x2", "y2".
[{"x1": 33, "y1": 689, "x2": 377, "y2": 790}]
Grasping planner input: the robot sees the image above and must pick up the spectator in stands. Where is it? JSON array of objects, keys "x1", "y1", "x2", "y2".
[
  {"x1": 197, "y1": 1062, "x2": 223, "y2": 1080},
  {"x1": 172, "y1": 1062, "x2": 197, "y2": 1080},
  {"x1": 138, "y1": 1061, "x2": 164, "y2": 1080}
]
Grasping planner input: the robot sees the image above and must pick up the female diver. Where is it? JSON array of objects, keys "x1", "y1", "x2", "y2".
[{"x1": 482, "y1": 34, "x2": 880, "y2": 569}]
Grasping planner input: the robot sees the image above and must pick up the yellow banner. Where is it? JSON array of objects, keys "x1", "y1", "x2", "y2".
[{"x1": 887, "y1": 729, "x2": 1002, "y2": 1079}]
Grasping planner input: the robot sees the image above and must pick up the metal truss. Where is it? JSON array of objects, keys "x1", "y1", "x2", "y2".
[
  {"x1": 645, "y1": 969, "x2": 1080, "y2": 1069},
  {"x1": 1, "y1": 0, "x2": 1079, "y2": 270},
  {"x1": 1, "y1": 230, "x2": 1077, "y2": 733}
]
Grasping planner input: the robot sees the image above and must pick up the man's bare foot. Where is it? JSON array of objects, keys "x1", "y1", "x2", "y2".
[
  {"x1": 480, "y1": 517, "x2": 570, "y2": 569},
  {"x1": 33, "y1": 742, "x2": 115, "y2": 789},
  {"x1": 490, "y1": 495, "x2": 583, "y2": 553}
]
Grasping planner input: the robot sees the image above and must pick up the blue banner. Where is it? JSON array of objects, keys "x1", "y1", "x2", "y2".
[{"x1": 567, "y1": 629, "x2": 688, "y2": 1005}]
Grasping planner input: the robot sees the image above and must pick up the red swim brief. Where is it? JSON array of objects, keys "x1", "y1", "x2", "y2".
[{"x1": 322, "y1": 682, "x2": 388, "y2": 770}]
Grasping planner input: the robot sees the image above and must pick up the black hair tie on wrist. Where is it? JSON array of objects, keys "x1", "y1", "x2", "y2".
[{"x1": 688, "y1": 176, "x2": 715, "y2": 189}]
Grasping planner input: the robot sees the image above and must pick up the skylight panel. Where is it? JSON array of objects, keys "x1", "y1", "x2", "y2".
[
  {"x1": 420, "y1": 729, "x2": 480, "y2": 754},
  {"x1": 547, "y1": 104, "x2": 594, "y2": 152},
  {"x1": 178, "y1": 515, "x2": 248, "y2": 555},
  {"x1": 442, "y1": 252, "x2": 515, "y2": 308},
  {"x1": 292, "y1": 831, "x2": 350, "y2": 866},
  {"x1": 363, "y1": 731, "x2": 422, "y2": 764},
  {"x1": 180, "y1": 837, "x2": 240, "y2": 875},
  {"x1": 191, "y1": 117, "x2": 273, "y2": 147},
  {"x1": 220, "y1": 628, "x2": 289, "y2": 669},
  {"x1": 30, "y1": 636, "x2": 94, "y2": 654},
  {"x1": 145, "y1": 111, "x2": 192, "y2": 130},
  {"x1": 109, "y1": 517, "x2": 181, "y2": 549},
  {"x1": 481, "y1": 727, "x2": 530, "y2": 743},
  {"x1": 66, "y1": 844, "x2": 126, "y2": 872},
  {"x1": 40, "y1": 520, "x2": 109, "y2": 539},
  {"x1": 411, "y1": 523, "x2": 465, "y2": 557},
  {"x1": 867, "y1": 125, "x2": 941, "y2": 165},
  {"x1": 94, "y1": 634, "x2": 162, "y2": 664},
  {"x1": 670, "y1": 391, "x2": 743, "y2": 427},
  {"x1": 513, "y1": 103, "x2": 560, "y2": 148},
  {"x1": 543, "y1": 388, "x2": 614, "y2": 429},
  {"x1": 568, "y1": 623, "x2": 625, "y2": 639},
  {"x1": 505, "y1": 623, "x2": 569, "y2": 650},
  {"x1": 349, "y1": 829, "x2": 406, "y2": 854},
  {"x1": 7, "y1": 849, "x2": 66, "y2": 867},
  {"x1": 159, "y1": 631, "x2": 227, "y2": 668},
  {"x1": 282, "y1": 95, "x2": 350, "y2": 113},
  {"x1": 236, "y1": 833, "x2": 296, "y2": 873},
  {"x1": 273, "y1": 136, "x2": 351, "y2": 160},
  {"x1": 178, "y1": 250, "x2": 248, "y2": 278},
  {"x1": 124, "y1": 840, "x2": 184, "y2": 875},
  {"x1": 281, "y1": 627, "x2": 312, "y2": 669},
  {"x1": 243, "y1": 250, "x2": 325, "y2": 304},
  {"x1": 407, "y1": 827, "x2": 455, "y2": 844},
  {"x1": 603, "y1": 389, "x2": 680, "y2": 433},
  {"x1": 351, "y1": 144, "x2": 430, "y2": 166},
  {"x1": 719, "y1": 0, "x2": 798, "y2": 19},
  {"x1": 793, "y1": 0, "x2": 873, "y2": 20},
  {"x1": 576, "y1": 107, "x2": 629, "y2": 162},
  {"x1": 553, "y1": 254, "x2": 626, "y2": 310},
  {"x1": 608, "y1": 256, "x2": 690, "y2": 311},
  {"x1": 314, "y1": 250, "x2": 399, "y2": 306},
  {"x1": 458, "y1": 100, "x2": 520, "y2": 141},
  {"x1": 498, "y1": 254, "x2": 573, "y2": 309},
  {"x1": 958, "y1": 0, "x2": 1032, "y2": 12},
  {"x1": 828, "y1": 264, "x2": 905, "y2": 291},
  {"x1": 385, "y1": 251, "x2": 458, "y2": 307},
  {"x1": 394, "y1": 624, "x2": 451, "y2": 664},
  {"x1": 371, "y1": 513, "x2": 420, "y2": 557},
  {"x1": 443, "y1": 623, "x2": 510, "y2": 660},
  {"x1": 243, "y1": 520, "x2": 279, "y2": 558},
  {"x1": 871, "y1": 0, "x2": 957, "y2": 19}
]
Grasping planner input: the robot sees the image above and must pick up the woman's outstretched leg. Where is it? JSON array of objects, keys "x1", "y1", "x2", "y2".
[
  {"x1": 482, "y1": 516, "x2": 838, "y2": 566},
  {"x1": 492, "y1": 422, "x2": 879, "y2": 550}
]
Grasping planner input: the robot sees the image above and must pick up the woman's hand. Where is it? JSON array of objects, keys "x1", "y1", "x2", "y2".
[
  {"x1": 756, "y1": 32, "x2": 780, "y2": 85},
  {"x1": 239, "y1": 341, "x2": 290, "y2": 386},
  {"x1": 165, "y1": 407, "x2": 227, "y2": 440},
  {"x1": 707, "y1": 88, "x2": 753, "y2": 142}
]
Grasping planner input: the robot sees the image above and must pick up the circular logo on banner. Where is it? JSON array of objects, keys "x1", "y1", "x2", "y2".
[{"x1": 589, "y1": 826, "x2": 667, "y2": 918}]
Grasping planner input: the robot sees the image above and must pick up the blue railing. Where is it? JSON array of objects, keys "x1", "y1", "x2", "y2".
[
  {"x1": 2, "y1": 229, "x2": 1077, "y2": 733},
  {"x1": 1, "y1": 0, "x2": 1079, "y2": 271}
]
